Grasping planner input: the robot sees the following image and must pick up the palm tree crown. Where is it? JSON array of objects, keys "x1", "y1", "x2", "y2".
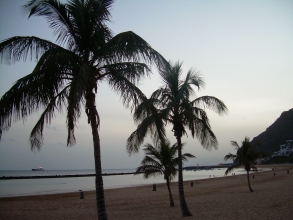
[
  {"x1": 224, "y1": 137, "x2": 266, "y2": 192},
  {"x1": 135, "y1": 140, "x2": 195, "y2": 207},
  {"x1": 136, "y1": 140, "x2": 195, "y2": 180},
  {"x1": 127, "y1": 60, "x2": 228, "y2": 216},
  {"x1": 0, "y1": 1, "x2": 167, "y2": 219},
  {"x1": 0, "y1": 0, "x2": 166, "y2": 147},
  {"x1": 127, "y1": 61, "x2": 228, "y2": 153}
]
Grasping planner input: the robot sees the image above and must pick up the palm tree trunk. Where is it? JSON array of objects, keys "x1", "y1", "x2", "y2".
[
  {"x1": 176, "y1": 135, "x2": 192, "y2": 216},
  {"x1": 166, "y1": 178, "x2": 175, "y2": 207},
  {"x1": 86, "y1": 91, "x2": 108, "y2": 220},
  {"x1": 246, "y1": 171, "x2": 253, "y2": 192}
]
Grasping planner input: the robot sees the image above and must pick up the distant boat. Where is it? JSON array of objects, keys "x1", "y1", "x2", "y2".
[{"x1": 32, "y1": 166, "x2": 44, "y2": 171}]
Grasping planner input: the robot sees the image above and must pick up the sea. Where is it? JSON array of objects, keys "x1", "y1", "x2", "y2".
[{"x1": 0, "y1": 168, "x2": 264, "y2": 198}]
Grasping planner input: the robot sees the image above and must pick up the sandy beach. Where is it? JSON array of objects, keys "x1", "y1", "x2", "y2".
[{"x1": 1, "y1": 165, "x2": 292, "y2": 220}]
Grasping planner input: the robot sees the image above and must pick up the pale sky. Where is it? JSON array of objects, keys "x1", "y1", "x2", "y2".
[{"x1": 0, "y1": 0, "x2": 292, "y2": 170}]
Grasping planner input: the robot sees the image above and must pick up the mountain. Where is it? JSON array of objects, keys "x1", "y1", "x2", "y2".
[{"x1": 251, "y1": 108, "x2": 293, "y2": 156}]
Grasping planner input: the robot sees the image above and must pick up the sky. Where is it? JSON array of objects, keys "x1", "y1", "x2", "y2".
[{"x1": 0, "y1": 0, "x2": 292, "y2": 170}]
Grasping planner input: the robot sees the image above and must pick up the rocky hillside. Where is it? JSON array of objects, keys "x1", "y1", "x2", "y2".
[{"x1": 251, "y1": 108, "x2": 293, "y2": 156}]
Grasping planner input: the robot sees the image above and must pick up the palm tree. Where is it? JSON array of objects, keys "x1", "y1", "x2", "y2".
[
  {"x1": 224, "y1": 137, "x2": 267, "y2": 192},
  {"x1": 127, "y1": 61, "x2": 228, "y2": 216},
  {"x1": 135, "y1": 140, "x2": 195, "y2": 207},
  {"x1": 0, "y1": 1, "x2": 167, "y2": 219}
]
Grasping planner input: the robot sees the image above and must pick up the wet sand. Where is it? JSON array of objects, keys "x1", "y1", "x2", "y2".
[{"x1": 1, "y1": 165, "x2": 292, "y2": 220}]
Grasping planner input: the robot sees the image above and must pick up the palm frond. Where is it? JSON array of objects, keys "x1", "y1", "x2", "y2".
[
  {"x1": 66, "y1": 64, "x2": 91, "y2": 146},
  {"x1": 158, "y1": 60, "x2": 181, "y2": 91},
  {"x1": 126, "y1": 117, "x2": 155, "y2": 154},
  {"x1": 224, "y1": 164, "x2": 240, "y2": 175},
  {"x1": 179, "y1": 67, "x2": 204, "y2": 99},
  {"x1": 67, "y1": 0, "x2": 113, "y2": 52},
  {"x1": 101, "y1": 62, "x2": 151, "y2": 85},
  {"x1": 132, "y1": 97, "x2": 156, "y2": 123},
  {"x1": 135, "y1": 140, "x2": 195, "y2": 180},
  {"x1": 100, "y1": 31, "x2": 168, "y2": 69},
  {"x1": 188, "y1": 112, "x2": 218, "y2": 150},
  {"x1": 123, "y1": 84, "x2": 166, "y2": 155},
  {"x1": 0, "y1": 44, "x2": 78, "y2": 142},
  {"x1": 0, "y1": 72, "x2": 53, "y2": 138},
  {"x1": 106, "y1": 69, "x2": 149, "y2": 112},
  {"x1": 30, "y1": 86, "x2": 69, "y2": 151},
  {"x1": 230, "y1": 141, "x2": 240, "y2": 150},
  {"x1": 186, "y1": 68, "x2": 205, "y2": 89},
  {"x1": 24, "y1": 0, "x2": 76, "y2": 46},
  {"x1": 181, "y1": 153, "x2": 196, "y2": 162},
  {"x1": 224, "y1": 153, "x2": 236, "y2": 161},
  {"x1": 191, "y1": 96, "x2": 228, "y2": 116},
  {"x1": 0, "y1": 36, "x2": 58, "y2": 64}
]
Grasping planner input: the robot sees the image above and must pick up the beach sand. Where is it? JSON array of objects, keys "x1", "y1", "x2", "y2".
[{"x1": 1, "y1": 165, "x2": 292, "y2": 220}]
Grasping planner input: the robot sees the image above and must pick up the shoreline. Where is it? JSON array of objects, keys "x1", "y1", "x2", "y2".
[
  {"x1": 0, "y1": 167, "x2": 248, "y2": 198},
  {"x1": 0, "y1": 165, "x2": 275, "y2": 198},
  {"x1": 1, "y1": 164, "x2": 292, "y2": 219}
]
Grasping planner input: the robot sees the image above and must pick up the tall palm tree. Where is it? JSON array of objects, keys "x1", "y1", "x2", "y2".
[
  {"x1": 135, "y1": 140, "x2": 195, "y2": 207},
  {"x1": 127, "y1": 60, "x2": 228, "y2": 216},
  {"x1": 224, "y1": 137, "x2": 266, "y2": 192},
  {"x1": 0, "y1": 0, "x2": 167, "y2": 219}
]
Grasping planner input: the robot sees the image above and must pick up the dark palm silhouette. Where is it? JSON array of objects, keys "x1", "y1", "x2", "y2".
[
  {"x1": 224, "y1": 137, "x2": 266, "y2": 192},
  {"x1": 127, "y1": 61, "x2": 228, "y2": 216},
  {"x1": 0, "y1": 1, "x2": 167, "y2": 219},
  {"x1": 135, "y1": 140, "x2": 195, "y2": 207}
]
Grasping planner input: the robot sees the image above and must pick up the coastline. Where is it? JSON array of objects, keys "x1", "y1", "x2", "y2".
[
  {"x1": 0, "y1": 167, "x2": 250, "y2": 198},
  {"x1": 0, "y1": 164, "x2": 292, "y2": 219}
]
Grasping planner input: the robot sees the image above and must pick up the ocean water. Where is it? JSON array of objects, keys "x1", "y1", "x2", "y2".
[{"x1": 0, "y1": 168, "x2": 260, "y2": 197}]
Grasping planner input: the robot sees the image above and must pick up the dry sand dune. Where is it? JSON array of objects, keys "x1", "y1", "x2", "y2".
[{"x1": 1, "y1": 165, "x2": 292, "y2": 220}]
